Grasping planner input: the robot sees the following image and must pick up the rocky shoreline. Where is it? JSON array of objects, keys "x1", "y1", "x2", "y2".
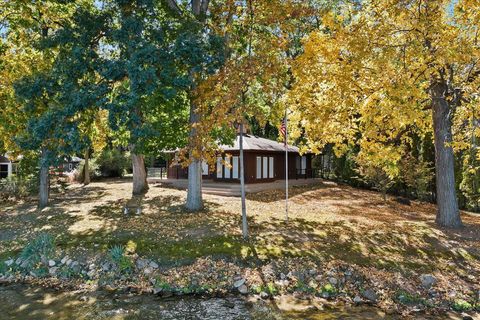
[{"x1": 1, "y1": 253, "x2": 479, "y2": 319}]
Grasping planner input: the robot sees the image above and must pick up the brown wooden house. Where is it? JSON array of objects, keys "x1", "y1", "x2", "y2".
[{"x1": 167, "y1": 134, "x2": 313, "y2": 183}]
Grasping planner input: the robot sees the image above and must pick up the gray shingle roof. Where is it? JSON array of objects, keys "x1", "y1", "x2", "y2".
[{"x1": 219, "y1": 134, "x2": 299, "y2": 153}]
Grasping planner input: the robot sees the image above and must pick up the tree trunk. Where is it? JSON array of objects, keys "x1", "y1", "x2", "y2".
[
  {"x1": 239, "y1": 123, "x2": 248, "y2": 239},
  {"x1": 38, "y1": 148, "x2": 50, "y2": 209},
  {"x1": 431, "y1": 82, "x2": 462, "y2": 228},
  {"x1": 186, "y1": 105, "x2": 203, "y2": 211},
  {"x1": 131, "y1": 151, "x2": 148, "y2": 195},
  {"x1": 84, "y1": 149, "x2": 90, "y2": 185}
]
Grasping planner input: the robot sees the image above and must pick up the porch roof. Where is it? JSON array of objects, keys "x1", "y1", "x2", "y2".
[{"x1": 219, "y1": 134, "x2": 299, "y2": 153}]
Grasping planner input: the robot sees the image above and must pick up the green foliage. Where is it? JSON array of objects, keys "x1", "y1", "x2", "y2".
[
  {"x1": 18, "y1": 233, "x2": 55, "y2": 271},
  {"x1": 395, "y1": 290, "x2": 425, "y2": 306},
  {"x1": 96, "y1": 149, "x2": 130, "y2": 178},
  {"x1": 452, "y1": 299, "x2": 473, "y2": 312},
  {"x1": 75, "y1": 158, "x2": 100, "y2": 182},
  {"x1": 320, "y1": 283, "x2": 336, "y2": 295},
  {"x1": 0, "y1": 174, "x2": 38, "y2": 200},
  {"x1": 108, "y1": 245, "x2": 133, "y2": 273}
]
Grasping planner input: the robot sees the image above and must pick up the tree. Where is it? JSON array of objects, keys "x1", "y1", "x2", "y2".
[
  {"x1": 2, "y1": 0, "x2": 78, "y2": 208},
  {"x1": 289, "y1": 0, "x2": 480, "y2": 228}
]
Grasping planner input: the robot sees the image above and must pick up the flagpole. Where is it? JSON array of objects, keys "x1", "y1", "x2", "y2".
[{"x1": 285, "y1": 108, "x2": 289, "y2": 223}]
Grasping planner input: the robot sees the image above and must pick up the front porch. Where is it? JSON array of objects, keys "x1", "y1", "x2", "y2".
[{"x1": 148, "y1": 178, "x2": 323, "y2": 197}]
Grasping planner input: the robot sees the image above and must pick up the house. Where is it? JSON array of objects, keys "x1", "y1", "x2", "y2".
[
  {"x1": 166, "y1": 134, "x2": 314, "y2": 183},
  {"x1": 0, "y1": 155, "x2": 17, "y2": 179}
]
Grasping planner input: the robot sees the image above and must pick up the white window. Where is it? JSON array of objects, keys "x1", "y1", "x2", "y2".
[
  {"x1": 301, "y1": 156, "x2": 307, "y2": 170},
  {"x1": 232, "y1": 156, "x2": 239, "y2": 179},
  {"x1": 202, "y1": 161, "x2": 209, "y2": 175},
  {"x1": 224, "y1": 157, "x2": 231, "y2": 179},
  {"x1": 263, "y1": 157, "x2": 268, "y2": 178},
  {"x1": 256, "y1": 156, "x2": 262, "y2": 179},
  {"x1": 269, "y1": 157, "x2": 274, "y2": 178},
  {"x1": 216, "y1": 157, "x2": 223, "y2": 178}
]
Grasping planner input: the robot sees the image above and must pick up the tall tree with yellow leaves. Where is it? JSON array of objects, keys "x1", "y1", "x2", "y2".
[{"x1": 289, "y1": 0, "x2": 480, "y2": 228}]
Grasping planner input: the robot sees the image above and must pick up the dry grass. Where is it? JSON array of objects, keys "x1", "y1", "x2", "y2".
[{"x1": 0, "y1": 178, "x2": 479, "y2": 280}]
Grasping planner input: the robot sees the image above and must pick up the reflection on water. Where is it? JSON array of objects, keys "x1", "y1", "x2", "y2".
[{"x1": 0, "y1": 284, "x2": 459, "y2": 320}]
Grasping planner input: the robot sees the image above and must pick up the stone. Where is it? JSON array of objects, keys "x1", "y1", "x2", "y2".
[
  {"x1": 88, "y1": 263, "x2": 95, "y2": 270},
  {"x1": 153, "y1": 287, "x2": 163, "y2": 295},
  {"x1": 260, "y1": 291, "x2": 269, "y2": 300},
  {"x1": 328, "y1": 277, "x2": 338, "y2": 286},
  {"x1": 87, "y1": 270, "x2": 96, "y2": 278},
  {"x1": 102, "y1": 262, "x2": 110, "y2": 272},
  {"x1": 462, "y1": 315, "x2": 473, "y2": 320},
  {"x1": 234, "y1": 278, "x2": 246, "y2": 288},
  {"x1": 136, "y1": 259, "x2": 148, "y2": 269},
  {"x1": 238, "y1": 284, "x2": 248, "y2": 294},
  {"x1": 143, "y1": 267, "x2": 153, "y2": 275},
  {"x1": 353, "y1": 295, "x2": 362, "y2": 304},
  {"x1": 66, "y1": 259, "x2": 73, "y2": 267},
  {"x1": 4, "y1": 259, "x2": 14, "y2": 267},
  {"x1": 71, "y1": 261, "x2": 81, "y2": 273},
  {"x1": 15, "y1": 258, "x2": 23, "y2": 266},
  {"x1": 280, "y1": 273, "x2": 286, "y2": 280},
  {"x1": 149, "y1": 261, "x2": 159, "y2": 269},
  {"x1": 275, "y1": 280, "x2": 289, "y2": 287},
  {"x1": 60, "y1": 256, "x2": 68, "y2": 265},
  {"x1": 49, "y1": 267, "x2": 58, "y2": 275},
  {"x1": 48, "y1": 260, "x2": 56, "y2": 267},
  {"x1": 420, "y1": 274, "x2": 437, "y2": 289},
  {"x1": 79, "y1": 296, "x2": 88, "y2": 302},
  {"x1": 308, "y1": 269, "x2": 317, "y2": 276},
  {"x1": 361, "y1": 289, "x2": 378, "y2": 302}
]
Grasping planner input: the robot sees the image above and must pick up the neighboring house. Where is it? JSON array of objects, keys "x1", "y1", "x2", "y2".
[
  {"x1": 0, "y1": 155, "x2": 18, "y2": 179},
  {"x1": 60, "y1": 156, "x2": 82, "y2": 173},
  {"x1": 167, "y1": 134, "x2": 314, "y2": 183}
]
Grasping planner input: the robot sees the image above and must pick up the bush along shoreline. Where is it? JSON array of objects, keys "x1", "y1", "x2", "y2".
[{"x1": 0, "y1": 233, "x2": 479, "y2": 318}]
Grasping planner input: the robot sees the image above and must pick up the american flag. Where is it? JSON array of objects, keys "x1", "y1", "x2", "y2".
[{"x1": 279, "y1": 117, "x2": 287, "y2": 145}]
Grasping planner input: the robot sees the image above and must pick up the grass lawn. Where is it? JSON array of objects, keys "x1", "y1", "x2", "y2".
[{"x1": 1, "y1": 178, "x2": 479, "y2": 312}]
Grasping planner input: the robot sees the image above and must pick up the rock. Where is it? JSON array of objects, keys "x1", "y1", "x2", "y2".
[
  {"x1": 66, "y1": 259, "x2": 73, "y2": 267},
  {"x1": 420, "y1": 274, "x2": 437, "y2": 289},
  {"x1": 153, "y1": 287, "x2": 163, "y2": 295},
  {"x1": 71, "y1": 261, "x2": 81, "y2": 273},
  {"x1": 143, "y1": 267, "x2": 153, "y2": 275},
  {"x1": 308, "y1": 269, "x2": 317, "y2": 276},
  {"x1": 101, "y1": 262, "x2": 110, "y2": 272},
  {"x1": 88, "y1": 263, "x2": 95, "y2": 270},
  {"x1": 260, "y1": 291, "x2": 269, "y2": 300},
  {"x1": 353, "y1": 295, "x2": 362, "y2": 304},
  {"x1": 462, "y1": 315, "x2": 473, "y2": 320},
  {"x1": 60, "y1": 256, "x2": 68, "y2": 265},
  {"x1": 49, "y1": 267, "x2": 58, "y2": 275},
  {"x1": 238, "y1": 284, "x2": 248, "y2": 294},
  {"x1": 280, "y1": 273, "x2": 286, "y2": 280},
  {"x1": 234, "y1": 278, "x2": 246, "y2": 288},
  {"x1": 328, "y1": 277, "x2": 338, "y2": 286},
  {"x1": 136, "y1": 259, "x2": 148, "y2": 269},
  {"x1": 223, "y1": 301, "x2": 235, "y2": 309},
  {"x1": 275, "y1": 280, "x2": 289, "y2": 287},
  {"x1": 48, "y1": 260, "x2": 56, "y2": 267},
  {"x1": 4, "y1": 259, "x2": 14, "y2": 267},
  {"x1": 87, "y1": 270, "x2": 96, "y2": 278},
  {"x1": 15, "y1": 258, "x2": 23, "y2": 266},
  {"x1": 321, "y1": 292, "x2": 330, "y2": 299},
  {"x1": 361, "y1": 289, "x2": 378, "y2": 302},
  {"x1": 78, "y1": 296, "x2": 88, "y2": 302},
  {"x1": 149, "y1": 261, "x2": 158, "y2": 269}
]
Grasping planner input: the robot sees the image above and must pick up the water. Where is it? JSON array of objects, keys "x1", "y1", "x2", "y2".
[{"x1": 0, "y1": 284, "x2": 453, "y2": 320}]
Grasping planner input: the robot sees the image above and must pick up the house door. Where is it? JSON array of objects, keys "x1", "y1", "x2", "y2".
[{"x1": 295, "y1": 156, "x2": 306, "y2": 178}]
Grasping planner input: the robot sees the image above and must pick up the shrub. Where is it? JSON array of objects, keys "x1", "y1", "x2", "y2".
[
  {"x1": 75, "y1": 158, "x2": 100, "y2": 182},
  {"x1": 108, "y1": 245, "x2": 133, "y2": 273},
  {"x1": 96, "y1": 149, "x2": 131, "y2": 177},
  {"x1": 0, "y1": 174, "x2": 39, "y2": 200},
  {"x1": 18, "y1": 233, "x2": 55, "y2": 270}
]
